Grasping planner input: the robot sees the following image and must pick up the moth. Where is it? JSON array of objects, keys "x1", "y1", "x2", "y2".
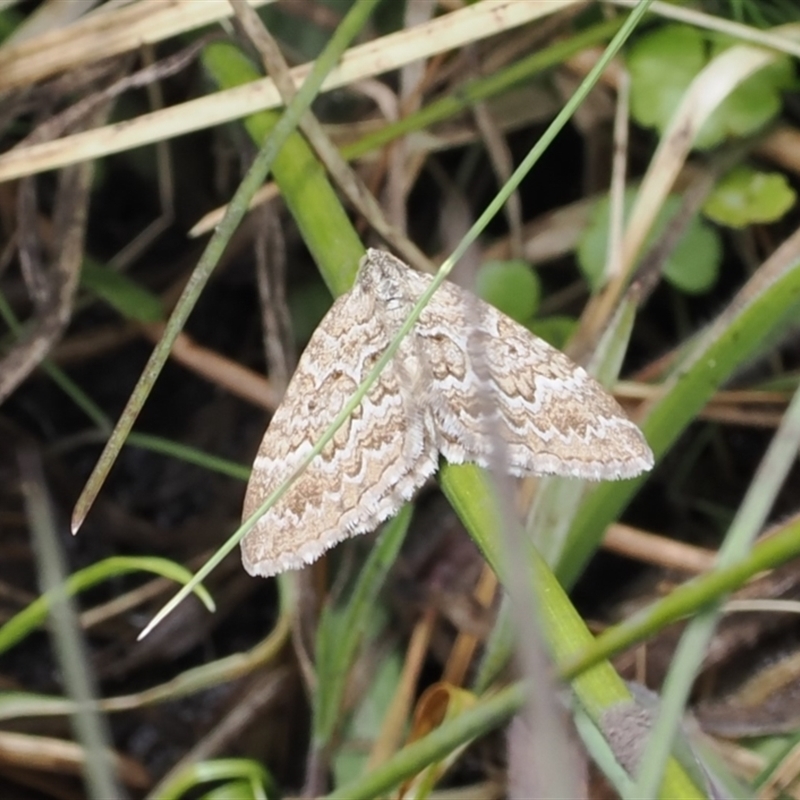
[{"x1": 241, "y1": 249, "x2": 653, "y2": 577}]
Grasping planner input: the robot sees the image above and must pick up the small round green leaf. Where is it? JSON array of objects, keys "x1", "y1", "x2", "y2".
[
  {"x1": 475, "y1": 259, "x2": 541, "y2": 324},
  {"x1": 577, "y1": 190, "x2": 722, "y2": 295},
  {"x1": 527, "y1": 315, "x2": 578, "y2": 350},
  {"x1": 627, "y1": 25, "x2": 705, "y2": 131},
  {"x1": 662, "y1": 212, "x2": 722, "y2": 294},
  {"x1": 627, "y1": 24, "x2": 794, "y2": 151},
  {"x1": 703, "y1": 166, "x2": 796, "y2": 228}
]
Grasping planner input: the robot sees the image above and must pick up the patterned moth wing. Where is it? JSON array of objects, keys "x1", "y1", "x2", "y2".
[
  {"x1": 241, "y1": 263, "x2": 439, "y2": 578},
  {"x1": 242, "y1": 249, "x2": 653, "y2": 577},
  {"x1": 413, "y1": 273, "x2": 654, "y2": 480}
]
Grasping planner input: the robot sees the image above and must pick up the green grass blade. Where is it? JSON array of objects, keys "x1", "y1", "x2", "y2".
[
  {"x1": 0, "y1": 556, "x2": 215, "y2": 656},
  {"x1": 439, "y1": 462, "x2": 705, "y2": 799},
  {"x1": 325, "y1": 683, "x2": 527, "y2": 800},
  {"x1": 20, "y1": 448, "x2": 121, "y2": 799},
  {"x1": 80, "y1": 258, "x2": 164, "y2": 323},
  {"x1": 71, "y1": 0, "x2": 379, "y2": 533},
  {"x1": 313, "y1": 505, "x2": 412, "y2": 748},
  {"x1": 140, "y1": 0, "x2": 656, "y2": 641},
  {"x1": 635, "y1": 377, "x2": 800, "y2": 796},
  {"x1": 342, "y1": 16, "x2": 626, "y2": 162},
  {"x1": 559, "y1": 245, "x2": 800, "y2": 587},
  {"x1": 559, "y1": 512, "x2": 800, "y2": 680},
  {"x1": 201, "y1": 41, "x2": 364, "y2": 296},
  {"x1": 2, "y1": 285, "x2": 248, "y2": 479},
  {"x1": 150, "y1": 758, "x2": 275, "y2": 800}
]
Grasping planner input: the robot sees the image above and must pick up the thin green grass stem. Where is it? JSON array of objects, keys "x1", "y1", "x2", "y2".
[
  {"x1": 634, "y1": 382, "x2": 800, "y2": 796},
  {"x1": 141, "y1": 0, "x2": 655, "y2": 641},
  {"x1": 71, "y1": 0, "x2": 381, "y2": 534}
]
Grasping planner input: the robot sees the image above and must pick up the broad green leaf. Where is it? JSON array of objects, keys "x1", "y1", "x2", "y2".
[
  {"x1": 475, "y1": 259, "x2": 541, "y2": 323},
  {"x1": 527, "y1": 315, "x2": 578, "y2": 349},
  {"x1": 627, "y1": 24, "x2": 793, "y2": 150},
  {"x1": 627, "y1": 25, "x2": 706, "y2": 130},
  {"x1": 704, "y1": 166, "x2": 796, "y2": 228},
  {"x1": 578, "y1": 190, "x2": 722, "y2": 295}
]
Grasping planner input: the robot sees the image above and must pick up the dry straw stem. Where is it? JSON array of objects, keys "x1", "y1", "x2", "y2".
[
  {"x1": 0, "y1": 0, "x2": 579, "y2": 182},
  {"x1": 620, "y1": 381, "x2": 791, "y2": 429},
  {"x1": 578, "y1": 41, "x2": 785, "y2": 345},
  {"x1": 609, "y1": 0, "x2": 800, "y2": 58},
  {"x1": 140, "y1": 323, "x2": 280, "y2": 411},
  {"x1": 0, "y1": 730, "x2": 149, "y2": 790},
  {"x1": 621, "y1": 42, "x2": 783, "y2": 273},
  {"x1": 603, "y1": 523, "x2": 718, "y2": 575},
  {"x1": 1, "y1": 602, "x2": 292, "y2": 720},
  {"x1": 0, "y1": 139, "x2": 97, "y2": 402},
  {"x1": 0, "y1": 0, "x2": 275, "y2": 90},
  {"x1": 228, "y1": 0, "x2": 433, "y2": 272}
]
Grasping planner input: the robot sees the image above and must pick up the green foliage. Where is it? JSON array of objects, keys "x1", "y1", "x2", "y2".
[
  {"x1": 155, "y1": 758, "x2": 275, "y2": 800},
  {"x1": 80, "y1": 259, "x2": 164, "y2": 322},
  {"x1": 578, "y1": 190, "x2": 722, "y2": 295},
  {"x1": 527, "y1": 315, "x2": 578, "y2": 350},
  {"x1": 0, "y1": 6, "x2": 23, "y2": 42},
  {"x1": 628, "y1": 25, "x2": 706, "y2": 132},
  {"x1": 0, "y1": 557, "x2": 215, "y2": 657},
  {"x1": 475, "y1": 262, "x2": 577, "y2": 350},
  {"x1": 704, "y1": 165, "x2": 796, "y2": 227},
  {"x1": 13, "y1": 0, "x2": 800, "y2": 795},
  {"x1": 313, "y1": 507, "x2": 412, "y2": 748},
  {"x1": 627, "y1": 24, "x2": 794, "y2": 149},
  {"x1": 725, "y1": 0, "x2": 800, "y2": 26},
  {"x1": 705, "y1": 49, "x2": 795, "y2": 149},
  {"x1": 288, "y1": 280, "x2": 335, "y2": 344},
  {"x1": 475, "y1": 259, "x2": 541, "y2": 323},
  {"x1": 559, "y1": 257, "x2": 800, "y2": 589},
  {"x1": 332, "y1": 618, "x2": 403, "y2": 786}
]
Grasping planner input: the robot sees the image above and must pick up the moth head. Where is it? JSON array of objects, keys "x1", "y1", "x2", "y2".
[{"x1": 356, "y1": 249, "x2": 410, "y2": 305}]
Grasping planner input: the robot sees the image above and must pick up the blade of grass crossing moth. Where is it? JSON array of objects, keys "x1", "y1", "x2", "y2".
[
  {"x1": 241, "y1": 251, "x2": 651, "y2": 579},
  {"x1": 237, "y1": 0, "x2": 658, "y2": 577},
  {"x1": 142, "y1": 0, "x2": 656, "y2": 635}
]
